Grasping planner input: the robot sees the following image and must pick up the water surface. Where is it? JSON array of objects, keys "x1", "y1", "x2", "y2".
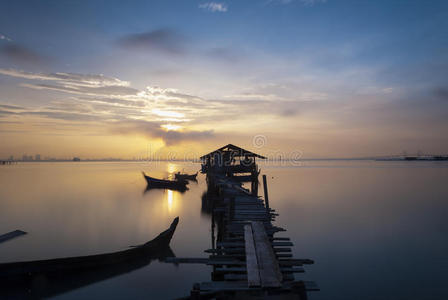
[{"x1": 0, "y1": 161, "x2": 447, "y2": 299}]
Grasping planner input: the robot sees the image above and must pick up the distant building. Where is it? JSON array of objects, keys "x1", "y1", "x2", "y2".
[
  {"x1": 8, "y1": 155, "x2": 13, "y2": 161},
  {"x1": 35, "y1": 154, "x2": 41, "y2": 161},
  {"x1": 22, "y1": 154, "x2": 33, "y2": 161},
  {"x1": 73, "y1": 157, "x2": 81, "y2": 161}
]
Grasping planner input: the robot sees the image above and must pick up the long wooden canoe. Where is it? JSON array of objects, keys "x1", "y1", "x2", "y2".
[
  {"x1": 142, "y1": 172, "x2": 188, "y2": 191},
  {"x1": 0, "y1": 217, "x2": 179, "y2": 282},
  {"x1": 174, "y1": 172, "x2": 198, "y2": 181}
]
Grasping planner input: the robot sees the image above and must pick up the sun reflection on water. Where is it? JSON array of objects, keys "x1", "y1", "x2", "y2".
[{"x1": 166, "y1": 189, "x2": 174, "y2": 212}]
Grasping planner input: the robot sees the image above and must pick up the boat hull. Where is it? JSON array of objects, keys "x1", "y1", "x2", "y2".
[
  {"x1": 0, "y1": 217, "x2": 179, "y2": 282},
  {"x1": 174, "y1": 172, "x2": 198, "y2": 181},
  {"x1": 142, "y1": 172, "x2": 188, "y2": 191}
]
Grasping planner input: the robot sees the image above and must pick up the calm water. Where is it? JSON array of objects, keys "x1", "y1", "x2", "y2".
[{"x1": 0, "y1": 161, "x2": 447, "y2": 299}]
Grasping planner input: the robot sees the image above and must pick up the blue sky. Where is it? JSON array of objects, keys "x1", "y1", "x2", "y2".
[{"x1": 0, "y1": 0, "x2": 447, "y2": 158}]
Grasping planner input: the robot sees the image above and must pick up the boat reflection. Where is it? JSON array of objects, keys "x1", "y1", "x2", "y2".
[
  {"x1": 0, "y1": 219, "x2": 179, "y2": 299},
  {"x1": 143, "y1": 184, "x2": 188, "y2": 195},
  {"x1": 0, "y1": 246, "x2": 175, "y2": 299}
]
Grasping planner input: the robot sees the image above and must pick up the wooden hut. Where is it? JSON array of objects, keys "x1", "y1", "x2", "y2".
[{"x1": 200, "y1": 144, "x2": 266, "y2": 179}]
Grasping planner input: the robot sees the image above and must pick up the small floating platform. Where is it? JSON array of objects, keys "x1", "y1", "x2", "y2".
[{"x1": 0, "y1": 230, "x2": 27, "y2": 244}]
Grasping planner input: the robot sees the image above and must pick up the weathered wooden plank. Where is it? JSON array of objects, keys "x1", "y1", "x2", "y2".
[
  {"x1": 279, "y1": 261, "x2": 303, "y2": 266},
  {"x1": 231, "y1": 216, "x2": 274, "y2": 221},
  {"x1": 234, "y1": 205, "x2": 272, "y2": 209},
  {"x1": 279, "y1": 258, "x2": 314, "y2": 265},
  {"x1": 233, "y1": 206, "x2": 277, "y2": 215},
  {"x1": 224, "y1": 274, "x2": 250, "y2": 281},
  {"x1": 244, "y1": 224, "x2": 260, "y2": 287},
  {"x1": 226, "y1": 225, "x2": 285, "y2": 232},
  {"x1": 233, "y1": 214, "x2": 273, "y2": 218},
  {"x1": 251, "y1": 221, "x2": 283, "y2": 287},
  {"x1": 224, "y1": 229, "x2": 283, "y2": 235},
  {"x1": 224, "y1": 273, "x2": 294, "y2": 281},
  {"x1": 226, "y1": 222, "x2": 274, "y2": 227},
  {"x1": 199, "y1": 281, "x2": 260, "y2": 291},
  {"x1": 233, "y1": 200, "x2": 263, "y2": 204},
  {"x1": 217, "y1": 242, "x2": 245, "y2": 247},
  {"x1": 214, "y1": 266, "x2": 304, "y2": 273},
  {"x1": 205, "y1": 248, "x2": 245, "y2": 253},
  {"x1": 273, "y1": 248, "x2": 292, "y2": 253},
  {"x1": 0, "y1": 229, "x2": 27, "y2": 244},
  {"x1": 199, "y1": 279, "x2": 317, "y2": 292},
  {"x1": 232, "y1": 214, "x2": 276, "y2": 218},
  {"x1": 222, "y1": 236, "x2": 290, "y2": 242},
  {"x1": 233, "y1": 210, "x2": 270, "y2": 214},
  {"x1": 215, "y1": 267, "x2": 247, "y2": 272},
  {"x1": 232, "y1": 217, "x2": 271, "y2": 221},
  {"x1": 272, "y1": 242, "x2": 293, "y2": 247},
  {"x1": 210, "y1": 254, "x2": 246, "y2": 259},
  {"x1": 207, "y1": 260, "x2": 245, "y2": 265},
  {"x1": 217, "y1": 241, "x2": 292, "y2": 247},
  {"x1": 276, "y1": 253, "x2": 293, "y2": 258},
  {"x1": 164, "y1": 257, "x2": 248, "y2": 265}
]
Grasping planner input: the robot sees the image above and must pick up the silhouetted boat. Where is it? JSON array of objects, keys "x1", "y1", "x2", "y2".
[
  {"x1": 0, "y1": 217, "x2": 179, "y2": 284},
  {"x1": 142, "y1": 172, "x2": 188, "y2": 190},
  {"x1": 174, "y1": 171, "x2": 198, "y2": 181}
]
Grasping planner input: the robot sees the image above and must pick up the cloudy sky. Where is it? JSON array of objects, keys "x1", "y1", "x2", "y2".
[{"x1": 0, "y1": 0, "x2": 447, "y2": 159}]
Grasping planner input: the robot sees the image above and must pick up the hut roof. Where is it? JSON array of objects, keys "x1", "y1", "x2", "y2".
[{"x1": 200, "y1": 144, "x2": 267, "y2": 160}]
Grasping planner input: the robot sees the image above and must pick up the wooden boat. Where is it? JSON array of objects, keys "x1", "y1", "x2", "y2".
[
  {"x1": 175, "y1": 171, "x2": 198, "y2": 181},
  {"x1": 0, "y1": 217, "x2": 179, "y2": 284},
  {"x1": 142, "y1": 172, "x2": 188, "y2": 190}
]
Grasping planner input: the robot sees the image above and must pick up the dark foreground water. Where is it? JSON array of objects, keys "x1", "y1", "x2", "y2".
[{"x1": 0, "y1": 161, "x2": 447, "y2": 299}]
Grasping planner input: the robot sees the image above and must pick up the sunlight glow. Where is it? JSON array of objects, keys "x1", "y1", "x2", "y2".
[
  {"x1": 167, "y1": 163, "x2": 177, "y2": 174},
  {"x1": 152, "y1": 109, "x2": 185, "y2": 118},
  {"x1": 161, "y1": 124, "x2": 182, "y2": 131}
]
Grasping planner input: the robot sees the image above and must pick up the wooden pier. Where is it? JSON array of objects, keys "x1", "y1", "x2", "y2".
[{"x1": 167, "y1": 145, "x2": 318, "y2": 299}]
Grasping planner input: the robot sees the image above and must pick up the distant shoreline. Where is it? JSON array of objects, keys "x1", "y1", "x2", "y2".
[{"x1": 3, "y1": 157, "x2": 448, "y2": 163}]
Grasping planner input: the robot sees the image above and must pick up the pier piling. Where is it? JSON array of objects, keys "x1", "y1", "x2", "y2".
[{"x1": 262, "y1": 174, "x2": 270, "y2": 211}]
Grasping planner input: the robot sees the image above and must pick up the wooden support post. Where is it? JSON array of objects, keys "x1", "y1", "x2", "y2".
[
  {"x1": 262, "y1": 174, "x2": 269, "y2": 211},
  {"x1": 191, "y1": 283, "x2": 201, "y2": 300}
]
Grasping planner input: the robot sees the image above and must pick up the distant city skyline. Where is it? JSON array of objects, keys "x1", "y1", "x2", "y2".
[{"x1": 3, "y1": 150, "x2": 448, "y2": 162}]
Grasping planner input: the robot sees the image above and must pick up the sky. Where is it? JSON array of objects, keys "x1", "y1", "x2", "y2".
[{"x1": 0, "y1": 0, "x2": 447, "y2": 159}]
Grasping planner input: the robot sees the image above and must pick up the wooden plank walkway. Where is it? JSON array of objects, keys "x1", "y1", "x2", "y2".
[
  {"x1": 185, "y1": 171, "x2": 318, "y2": 299},
  {"x1": 244, "y1": 224, "x2": 260, "y2": 287},
  {"x1": 251, "y1": 221, "x2": 283, "y2": 287}
]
